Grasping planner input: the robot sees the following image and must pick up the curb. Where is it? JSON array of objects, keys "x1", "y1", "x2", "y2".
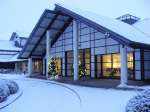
[{"x1": 0, "y1": 88, "x2": 23, "y2": 109}]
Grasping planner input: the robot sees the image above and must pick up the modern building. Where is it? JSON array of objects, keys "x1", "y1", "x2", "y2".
[
  {"x1": 18, "y1": 4, "x2": 150, "y2": 85},
  {"x1": 0, "y1": 32, "x2": 28, "y2": 74}
]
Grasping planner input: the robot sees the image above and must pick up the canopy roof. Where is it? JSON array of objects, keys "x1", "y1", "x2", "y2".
[
  {"x1": 18, "y1": 9, "x2": 72, "y2": 59},
  {"x1": 0, "y1": 40, "x2": 21, "y2": 51},
  {"x1": 0, "y1": 54, "x2": 26, "y2": 62},
  {"x1": 18, "y1": 4, "x2": 150, "y2": 59}
]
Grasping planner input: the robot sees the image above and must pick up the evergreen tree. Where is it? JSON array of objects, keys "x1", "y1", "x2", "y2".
[
  {"x1": 48, "y1": 58, "x2": 57, "y2": 76},
  {"x1": 71, "y1": 60, "x2": 87, "y2": 77}
]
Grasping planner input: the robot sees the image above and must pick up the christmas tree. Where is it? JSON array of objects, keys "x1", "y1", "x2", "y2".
[{"x1": 48, "y1": 58, "x2": 57, "y2": 76}]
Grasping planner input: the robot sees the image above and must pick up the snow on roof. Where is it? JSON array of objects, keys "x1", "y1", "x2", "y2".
[
  {"x1": 133, "y1": 18, "x2": 150, "y2": 37},
  {"x1": 0, "y1": 54, "x2": 26, "y2": 62},
  {"x1": 57, "y1": 4, "x2": 150, "y2": 45},
  {"x1": 0, "y1": 40, "x2": 21, "y2": 51}
]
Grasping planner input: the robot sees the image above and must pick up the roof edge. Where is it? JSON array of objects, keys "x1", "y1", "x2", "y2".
[
  {"x1": 55, "y1": 4, "x2": 150, "y2": 49},
  {"x1": 18, "y1": 9, "x2": 57, "y2": 59}
]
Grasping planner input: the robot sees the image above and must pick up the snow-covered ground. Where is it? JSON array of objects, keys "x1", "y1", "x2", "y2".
[{"x1": 0, "y1": 74, "x2": 141, "y2": 112}]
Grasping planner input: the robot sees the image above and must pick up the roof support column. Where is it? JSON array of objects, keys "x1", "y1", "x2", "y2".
[
  {"x1": 28, "y1": 58, "x2": 32, "y2": 76},
  {"x1": 14, "y1": 62, "x2": 18, "y2": 73},
  {"x1": 119, "y1": 45, "x2": 128, "y2": 86},
  {"x1": 42, "y1": 58, "x2": 46, "y2": 75},
  {"x1": 73, "y1": 20, "x2": 79, "y2": 81},
  {"x1": 46, "y1": 30, "x2": 51, "y2": 79}
]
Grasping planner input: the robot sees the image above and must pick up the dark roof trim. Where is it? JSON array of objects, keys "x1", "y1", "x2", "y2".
[
  {"x1": 42, "y1": 17, "x2": 73, "y2": 57},
  {"x1": 10, "y1": 32, "x2": 17, "y2": 41},
  {"x1": 18, "y1": 9, "x2": 57, "y2": 59},
  {"x1": 19, "y1": 37, "x2": 28, "y2": 39},
  {"x1": 0, "y1": 49, "x2": 20, "y2": 52},
  {"x1": 55, "y1": 4, "x2": 150, "y2": 49},
  {"x1": 28, "y1": 12, "x2": 60, "y2": 57}
]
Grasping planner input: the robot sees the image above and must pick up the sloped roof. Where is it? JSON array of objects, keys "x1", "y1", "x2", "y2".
[
  {"x1": 133, "y1": 18, "x2": 150, "y2": 37},
  {"x1": 0, "y1": 54, "x2": 26, "y2": 62},
  {"x1": 19, "y1": 4, "x2": 150, "y2": 59},
  {"x1": 0, "y1": 40, "x2": 21, "y2": 51},
  {"x1": 18, "y1": 9, "x2": 72, "y2": 59},
  {"x1": 55, "y1": 4, "x2": 150, "y2": 45}
]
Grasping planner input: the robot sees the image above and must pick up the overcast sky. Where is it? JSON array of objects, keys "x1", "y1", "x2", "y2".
[{"x1": 0, "y1": 0, "x2": 150, "y2": 40}]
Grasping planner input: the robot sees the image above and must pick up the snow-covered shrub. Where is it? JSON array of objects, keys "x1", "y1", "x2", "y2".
[
  {"x1": 3, "y1": 80, "x2": 19, "y2": 94},
  {"x1": 0, "y1": 81, "x2": 10, "y2": 97},
  {"x1": 0, "y1": 81, "x2": 10, "y2": 103},
  {"x1": 126, "y1": 89, "x2": 150, "y2": 112},
  {"x1": 0, "y1": 79, "x2": 19, "y2": 103},
  {"x1": 0, "y1": 88, "x2": 7, "y2": 103}
]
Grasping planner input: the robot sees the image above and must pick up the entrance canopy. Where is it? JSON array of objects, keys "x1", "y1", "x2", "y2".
[
  {"x1": 19, "y1": 4, "x2": 150, "y2": 59},
  {"x1": 18, "y1": 9, "x2": 72, "y2": 59}
]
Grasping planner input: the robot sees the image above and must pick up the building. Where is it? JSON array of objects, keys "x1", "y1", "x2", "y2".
[
  {"x1": 0, "y1": 32, "x2": 28, "y2": 74},
  {"x1": 18, "y1": 4, "x2": 150, "y2": 85}
]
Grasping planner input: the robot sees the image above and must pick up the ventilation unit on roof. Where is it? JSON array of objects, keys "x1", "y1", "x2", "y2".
[{"x1": 116, "y1": 14, "x2": 140, "y2": 25}]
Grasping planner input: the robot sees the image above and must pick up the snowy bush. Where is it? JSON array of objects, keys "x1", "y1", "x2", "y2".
[
  {"x1": 0, "y1": 81, "x2": 10, "y2": 103},
  {"x1": 0, "y1": 88, "x2": 8, "y2": 103},
  {"x1": 0, "y1": 81, "x2": 10, "y2": 97},
  {"x1": 3, "y1": 80, "x2": 19, "y2": 94},
  {"x1": 126, "y1": 89, "x2": 150, "y2": 112},
  {"x1": 0, "y1": 79, "x2": 19, "y2": 103}
]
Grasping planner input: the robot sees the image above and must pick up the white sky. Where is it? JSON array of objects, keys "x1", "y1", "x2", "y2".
[{"x1": 0, "y1": 0, "x2": 150, "y2": 40}]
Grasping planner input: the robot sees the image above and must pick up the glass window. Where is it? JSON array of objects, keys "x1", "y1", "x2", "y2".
[
  {"x1": 128, "y1": 53, "x2": 133, "y2": 62},
  {"x1": 66, "y1": 51, "x2": 73, "y2": 76},
  {"x1": 102, "y1": 55, "x2": 111, "y2": 63},
  {"x1": 32, "y1": 60, "x2": 43, "y2": 74},
  {"x1": 112, "y1": 54, "x2": 120, "y2": 62},
  {"x1": 54, "y1": 58, "x2": 62, "y2": 76},
  {"x1": 96, "y1": 53, "x2": 134, "y2": 78},
  {"x1": 66, "y1": 49, "x2": 91, "y2": 77}
]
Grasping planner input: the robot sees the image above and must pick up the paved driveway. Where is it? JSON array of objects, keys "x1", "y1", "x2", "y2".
[{"x1": 0, "y1": 74, "x2": 137, "y2": 112}]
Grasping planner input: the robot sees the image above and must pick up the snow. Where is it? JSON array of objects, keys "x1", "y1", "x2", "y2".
[
  {"x1": 0, "y1": 74, "x2": 138, "y2": 112},
  {"x1": 0, "y1": 40, "x2": 25, "y2": 62},
  {"x1": 0, "y1": 40, "x2": 21, "y2": 51},
  {"x1": 0, "y1": 54, "x2": 26, "y2": 62},
  {"x1": 56, "y1": 4, "x2": 150, "y2": 45},
  {"x1": 126, "y1": 89, "x2": 150, "y2": 112},
  {"x1": 0, "y1": 79, "x2": 19, "y2": 103},
  {"x1": 0, "y1": 88, "x2": 22, "y2": 109},
  {"x1": 133, "y1": 18, "x2": 150, "y2": 37},
  {"x1": 8, "y1": 54, "x2": 27, "y2": 62}
]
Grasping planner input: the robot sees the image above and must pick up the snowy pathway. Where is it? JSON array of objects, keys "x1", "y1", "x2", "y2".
[{"x1": 0, "y1": 74, "x2": 137, "y2": 112}]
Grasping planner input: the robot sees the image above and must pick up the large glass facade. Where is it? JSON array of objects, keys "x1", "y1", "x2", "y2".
[
  {"x1": 53, "y1": 58, "x2": 62, "y2": 76},
  {"x1": 32, "y1": 60, "x2": 43, "y2": 74},
  {"x1": 65, "y1": 49, "x2": 91, "y2": 76},
  {"x1": 66, "y1": 51, "x2": 73, "y2": 76},
  {"x1": 49, "y1": 20, "x2": 148, "y2": 80},
  {"x1": 96, "y1": 53, "x2": 134, "y2": 79}
]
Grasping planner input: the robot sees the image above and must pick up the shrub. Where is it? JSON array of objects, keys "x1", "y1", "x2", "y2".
[
  {"x1": 0, "y1": 82, "x2": 10, "y2": 103},
  {"x1": 0, "y1": 79, "x2": 19, "y2": 103},
  {"x1": 0, "y1": 81, "x2": 10, "y2": 97},
  {"x1": 3, "y1": 80, "x2": 19, "y2": 94},
  {"x1": 126, "y1": 89, "x2": 150, "y2": 112},
  {"x1": 0, "y1": 88, "x2": 7, "y2": 103}
]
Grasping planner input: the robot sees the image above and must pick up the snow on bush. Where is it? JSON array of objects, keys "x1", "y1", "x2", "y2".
[
  {"x1": 0, "y1": 79, "x2": 19, "y2": 103},
  {"x1": 0, "y1": 87, "x2": 8, "y2": 103},
  {"x1": 3, "y1": 79, "x2": 19, "y2": 94},
  {"x1": 126, "y1": 89, "x2": 150, "y2": 112}
]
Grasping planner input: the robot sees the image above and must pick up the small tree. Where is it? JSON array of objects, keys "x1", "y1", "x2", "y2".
[
  {"x1": 48, "y1": 58, "x2": 57, "y2": 76},
  {"x1": 71, "y1": 60, "x2": 87, "y2": 78},
  {"x1": 78, "y1": 60, "x2": 87, "y2": 77}
]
